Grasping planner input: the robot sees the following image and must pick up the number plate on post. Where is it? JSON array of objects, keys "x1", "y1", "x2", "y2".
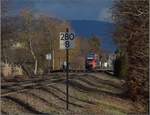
[{"x1": 59, "y1": 32, "x2": 75, "y2": 49}]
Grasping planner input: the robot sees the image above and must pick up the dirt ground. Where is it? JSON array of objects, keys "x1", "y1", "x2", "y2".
[{"x1": 1, "y1": 73, "x2": 148, "y2": 115}]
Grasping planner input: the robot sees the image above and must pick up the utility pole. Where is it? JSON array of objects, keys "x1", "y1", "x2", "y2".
[
  {"x1": 49, "y1": 30, "x2": 54, "y2": 71},
  {"x1": 52, "y1": 50, "x2": 55, "y2": 70},
  {"x1": 49, "y1": 31, "x2": 51, "y2": 73}
]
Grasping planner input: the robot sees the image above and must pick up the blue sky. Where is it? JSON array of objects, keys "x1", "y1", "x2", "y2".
[
  {"x1": 8, "y1": 0, "x2": 113, "y2": 22},
  {"x1": 5, "y1": 0, "x2": 116, "y2": 52}
]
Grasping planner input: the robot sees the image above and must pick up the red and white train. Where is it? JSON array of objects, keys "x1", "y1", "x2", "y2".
[{"x1": 85, "y1": 53, "x2": 99, "y2": 70}]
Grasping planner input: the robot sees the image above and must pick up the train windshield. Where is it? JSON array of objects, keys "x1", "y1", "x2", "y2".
[{"x1": 87, "y1": 59, "x2": 93, "y2": 62}]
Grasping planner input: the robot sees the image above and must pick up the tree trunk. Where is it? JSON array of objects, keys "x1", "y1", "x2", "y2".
[
  {"x1": 34, "y1": 59, "x2": 38, "y2": 75},
  {"x1": 29, "y1": 38, "x2": 38, "y2": 75}
]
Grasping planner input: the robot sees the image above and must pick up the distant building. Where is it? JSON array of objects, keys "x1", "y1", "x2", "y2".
[{"x1": 99, "y1": 53, "x2": 116, "y2": 70}]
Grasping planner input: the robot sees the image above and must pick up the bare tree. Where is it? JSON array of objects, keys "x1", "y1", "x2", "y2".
[{"x1": 112, "y1": 0, "x2": 149, "y2": 103}]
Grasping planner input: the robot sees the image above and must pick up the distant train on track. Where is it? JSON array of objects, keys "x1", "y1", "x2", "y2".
[
  {"x1": 51, "y1": 52, "x2": 115, "y2": 72},
  {"x1": 85, "y1": 52, "x2": 115, "y2": 71},
  {"x1": 85, "y1": 53, "x2": 99, "y2": 70}
]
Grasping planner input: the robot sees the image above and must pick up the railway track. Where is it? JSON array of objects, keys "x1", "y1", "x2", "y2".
[
  {"x1": 1, "y1": 70, "x2": 114, "y2": 97},
  {"x1": 50, "y1": 69, "x2": 113, "y2": 73},
  {"x1": 1, "y1": 72, "x2": 93, "y2": 97},
  {"x1": 50, "y1": 69, "x2": 114, "y2": 76}
]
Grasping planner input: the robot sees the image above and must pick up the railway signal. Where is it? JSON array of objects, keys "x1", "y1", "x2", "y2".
[{"x1": 59, "y1": 28, "x2": 75, "y2": 110}]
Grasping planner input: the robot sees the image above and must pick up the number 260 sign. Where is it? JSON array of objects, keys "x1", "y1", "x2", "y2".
[{"x1": 59, "y1": 32, "x2": 75, "y2": 49}]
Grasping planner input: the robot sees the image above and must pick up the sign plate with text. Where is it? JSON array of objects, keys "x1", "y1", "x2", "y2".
[{"x1": 59, "y1": 32, "x2": 75, "y2": 49}]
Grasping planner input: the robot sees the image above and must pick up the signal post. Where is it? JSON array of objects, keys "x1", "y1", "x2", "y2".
[{"x1": 59, "y1": 28, "x2": 75, "y2": 110}]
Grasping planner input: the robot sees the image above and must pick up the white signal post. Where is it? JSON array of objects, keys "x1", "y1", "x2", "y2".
[{"x1": 59, "y1": 28, "x2": 75, "y2": 110}]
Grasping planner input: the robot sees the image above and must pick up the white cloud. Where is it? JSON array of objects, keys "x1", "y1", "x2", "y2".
[{"x1": 98, "y1": 8, "x2": 113, "y2": 23}]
